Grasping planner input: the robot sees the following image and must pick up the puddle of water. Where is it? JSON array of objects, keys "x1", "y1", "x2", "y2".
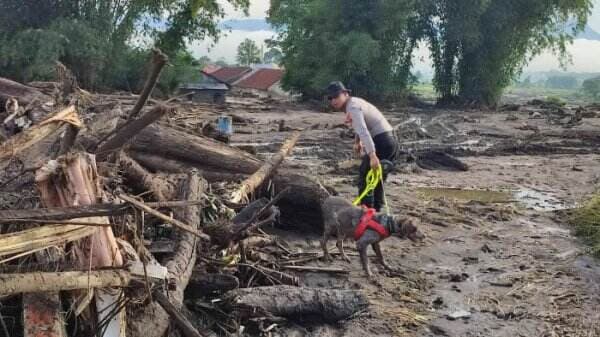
[
  {"x1": 416, "y1": 187, "x2": 571, "y2": 211},
  {"x1": 417, "y1": 187, "x2": 512, "y2": 203}
]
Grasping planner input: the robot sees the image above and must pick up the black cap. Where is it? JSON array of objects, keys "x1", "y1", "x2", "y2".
[{"x1": 326, "y1": 81, "x2": 351, "y2": 99}]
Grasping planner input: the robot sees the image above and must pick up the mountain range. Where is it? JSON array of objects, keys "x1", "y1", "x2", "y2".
[{"x1": 219, "y1": 18, "x2": 600, "y2": 41}]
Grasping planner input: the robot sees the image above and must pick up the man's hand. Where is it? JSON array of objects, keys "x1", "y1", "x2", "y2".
[{"x1": 369, "y1": 152, "x2": 380, "y2": 170}]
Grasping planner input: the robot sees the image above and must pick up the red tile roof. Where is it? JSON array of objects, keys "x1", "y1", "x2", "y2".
[
  {"x1": 235, "y1": 69, "x2": 284, "y2": 91},
  {"x1": 202, "y1": 65, "x2": 221, "y2": 74},
  {"x1": 210, "y1": 66, "x2": 252, "y2": 84}
]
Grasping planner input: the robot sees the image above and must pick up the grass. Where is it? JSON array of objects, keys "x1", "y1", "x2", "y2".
[{"x1": 569, "y1": 195, "x2": 600, "y2": 257}]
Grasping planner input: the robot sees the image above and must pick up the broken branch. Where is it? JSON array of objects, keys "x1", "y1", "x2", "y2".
[
  {"x1": 231, "y1": 131, "x2": 301, "y2": 204},
  {"x1": 0, "y1": 270, "x2": 130, "y2": 295}
]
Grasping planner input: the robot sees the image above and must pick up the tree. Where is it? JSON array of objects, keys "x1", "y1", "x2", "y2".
[
  {"x1": 263, "y1": 48, "x2": 283, "y2": 64},
  {"x1": 546, "y1": 75, "x2": 578, "y2": 89},
  {"x1": 0, "y1": 0, "x2": 250, "y2": 90},
  {"x1": 418, "y1": 0, "x2": 592, "y2": 106},
  {"x1": 268, "y1": 0, "x2": 418, "y2": 101},
  {"x1": 237, "y1": 39, "x2": 262, "y2": 66},
  {"x1": 582, "y1": 76, "x2": 600, "y2": 99}
]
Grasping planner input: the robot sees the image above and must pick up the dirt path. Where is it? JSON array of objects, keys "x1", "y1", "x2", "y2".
[{"x1": 221, "y1": 98, "x2": 600, "y2": 337}]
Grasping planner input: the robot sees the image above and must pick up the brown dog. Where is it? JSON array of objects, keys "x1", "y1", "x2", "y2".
[{"x1": 321, "y1": 196, "x2": 424, "y2": 278}]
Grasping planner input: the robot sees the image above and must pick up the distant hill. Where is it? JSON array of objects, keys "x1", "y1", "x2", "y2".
[
  {"x1": 219, "y1": 19, "x2": 273, "y2": 32},
  {"x1": 577, "y1": 25, "x2": 600, "y2": 41}
]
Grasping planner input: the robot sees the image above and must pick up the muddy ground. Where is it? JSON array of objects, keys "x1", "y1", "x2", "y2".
[{"x1": 177, "y1": 95, "x2": 600, "y2": 337}]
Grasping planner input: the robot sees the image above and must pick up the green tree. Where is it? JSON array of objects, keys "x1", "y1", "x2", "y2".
[
  {"x1": 582, "y1": 76, "x2": 600, "y2": 99},
  {"x1": 237, "y1": 38, "x2": 262, "y2": 65},
  {"x1": 0, "y1": 0, "x2": 250, "y2": 90},
  {"x1": 268, "y1": 0, "x2": 418, "y2": 101},
  {"x1": 546, "y1": 75, "x2": 578, "y2": 89},
  {"x1": 263, "y1": 48, "x2": 283, "y2": 64},
  {"x1": 418, "y1": 0, "x2": 592, "y2": 106}
]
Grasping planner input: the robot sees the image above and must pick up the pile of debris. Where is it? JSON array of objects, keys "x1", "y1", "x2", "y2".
[{"x1": 0, "y1": 51, "x2": 367, "y2": 337}]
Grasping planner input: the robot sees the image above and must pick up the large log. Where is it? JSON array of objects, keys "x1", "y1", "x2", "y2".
[
  {"x1": 118, "y1": 152, "x2": 179, "y2": 201},
  {"x1": 0, "y1": 77, "x2": 47, "y2": 106},
  {"x1": 0, "y1": 270, "x2": 130, "y2": 295},
  {"x1": 223, "y1": 286, "x2": 368, "y2": 323},
  {"x1": 130, "y1": 151, "x2": 247, "y2": 183},
  {"x1": 231, "y1": 131, "x2": 300, "y2": 204},
  {"x1": 131, "y1": 124, "x2": 261, "y2": 174},
  {"x1": 127, "y1": 172, "x2": 206, "y2": 337}
]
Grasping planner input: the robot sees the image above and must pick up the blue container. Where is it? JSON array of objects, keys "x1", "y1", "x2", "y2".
[{"x1": 217, "y1": 116, "x2": 233, "y2": 136}]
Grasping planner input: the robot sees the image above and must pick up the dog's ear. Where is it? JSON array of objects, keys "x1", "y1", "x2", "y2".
[{"x1": 390, "y1": 216, "x2": 410, "y2": 237}]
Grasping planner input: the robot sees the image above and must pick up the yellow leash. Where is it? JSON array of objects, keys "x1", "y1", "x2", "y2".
[{"x1": 352, "y1": 165, "x2": 390, "y2": 214}]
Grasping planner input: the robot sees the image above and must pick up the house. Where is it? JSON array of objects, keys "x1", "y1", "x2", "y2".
[
  {"x1": 233, "y1": 68, "x2": 286, "y2": 97},
  {"x1": 179, "y1": 71, "x2": 230, "y2": 104},
  {"x1": 208, "y1": 66, "x2": 252, "y2": 84}
]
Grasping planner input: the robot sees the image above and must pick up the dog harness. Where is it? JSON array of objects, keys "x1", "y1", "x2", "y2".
[{"x1": 354, "y1": 207, "x2": 390, "y2": 241}]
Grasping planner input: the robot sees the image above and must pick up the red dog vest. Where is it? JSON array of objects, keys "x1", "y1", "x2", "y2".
[{"x1": 354, "y1": 207, "x2": 390, "y2": 241}]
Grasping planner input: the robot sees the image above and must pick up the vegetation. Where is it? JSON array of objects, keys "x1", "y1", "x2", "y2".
[
  {"x1": 269, "y1": 0, "x2": 592, "y2": 105},
  {"x1": 0, "y1": 0, "x2": 249, "y2": 94},
  {"x1": 268, "y1": 0, "x2": 418, "y2": 101},
  {"x1": 237, "y1": 38, "x2": 262, "y2": 66},
  {"x1": 582, "y1": 76, "x2": 600, "y2": 100},
  {"x1": 570, "y1": 195, "x2": 600, "y2": 257},
  {"x1": 545, "y1": 75, "x2": 579, "y2": 89}
]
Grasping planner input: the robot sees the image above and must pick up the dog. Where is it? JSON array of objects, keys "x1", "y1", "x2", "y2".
[{"x1": 321, "y1": 196, "x2": 424, "y2": 278}]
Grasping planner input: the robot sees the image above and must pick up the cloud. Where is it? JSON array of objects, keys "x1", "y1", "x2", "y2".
[
  {"x1": 189, "y1": 30, "x2": 275, "y2": 62},
  {"x1": 219, "y1": 0, "x2": 270, "y2": 19}
]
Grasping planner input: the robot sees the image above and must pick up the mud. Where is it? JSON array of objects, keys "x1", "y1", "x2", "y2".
[{"x1": 174, "y1": 95, "x2": 600, "y2": 337}]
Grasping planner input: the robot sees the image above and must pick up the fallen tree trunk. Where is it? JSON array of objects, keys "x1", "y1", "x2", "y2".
[
  {"x1": 130, "y1": 151, "x2": 247, "y2": 182},
  {"x1": 222, "y1": 286, "x2": 368, "y2": 323},
  {"x1": 0, "y1": 77, "x2": 48, "y2": 106},
  {"x1": 0, "y1": 270, "x2": 130, "y2": 295},
  {"x1": 118, "y1": 152, "x2": 179, "y2": 201},
  {"x1": 127, "y1": 172, "x2": 206, "y2": 337},
  {"x1": 231, "y1": 131, "x2": 300, "y2": 204},
  {"x1": 96, "y1": 105, "x2": 173, "y2": 160},
  {"x1": 132, "y1": 124, "x2": 261, "y2": 174},
  {"x1": 0, "y1": 201, "x2": 201, "y2": 223}
]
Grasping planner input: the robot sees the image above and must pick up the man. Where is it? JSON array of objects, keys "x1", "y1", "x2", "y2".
[{"x1": 326, "y1": 81, "x2": 399, "y2": 211}]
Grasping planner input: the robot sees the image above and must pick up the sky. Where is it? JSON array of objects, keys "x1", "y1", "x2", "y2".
[{"x1": 189, "y1": 0, "x2": 600, "y2": 74}]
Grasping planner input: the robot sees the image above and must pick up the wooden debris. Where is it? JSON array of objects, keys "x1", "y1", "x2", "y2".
[
  {"x1": 0, "y1": 200, "x2": 203, "y2": 223},
  {"x1": 0, "y1": 105, "x2": 81, "y2": 164},
  {"x1": 153, "y1": 290, "x2": 206, "y2": 337},
  {"x1": 131, "y1": 124, "x2": 261, "y2": 174},
  {"x1": 186, "y1": 273, "x2": 240, "y2": 297},
  {"x1": 128, "y1": 49, "x2": 168, "y2": 120},
  {"x1": 118, "y1": 152, "x2": 179, "y2": 201},
  {"x1": 231, "y1": 131, "x2": 301, "y2": 204},
  {"x1": 118, "y1": 192, "x2": 210, "y2": 241},
  {"x1": 0, "y1": 270, "x2": 130, "y2": 295},
  {"x1": 223, "y1": 286, "x2": 368, "y2": 323},
  {"x1": 279, "y1": 265, "x2": 350, "y2": 274},
  {"x1": 96, "y1": 105, "x2": 173, "y2": 160}
]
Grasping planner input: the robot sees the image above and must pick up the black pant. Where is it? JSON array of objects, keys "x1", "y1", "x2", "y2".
[{"x1": 358, "y1": 132, "x2": 398, "y2": 211}]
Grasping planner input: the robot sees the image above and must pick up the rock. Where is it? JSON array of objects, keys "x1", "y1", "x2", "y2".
[
  {"x1": 505, "y1": 114, "x2": 518, "y2": 121},
  {"x1": 446, "y1": 309, "x2": 471, "y2": 321},
  {"x1": 481, "y1": 244, "x2": 494, "y2": 253},
  {"x1": 448, "y1": 273, "x2": 469, "y2": 282}
]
